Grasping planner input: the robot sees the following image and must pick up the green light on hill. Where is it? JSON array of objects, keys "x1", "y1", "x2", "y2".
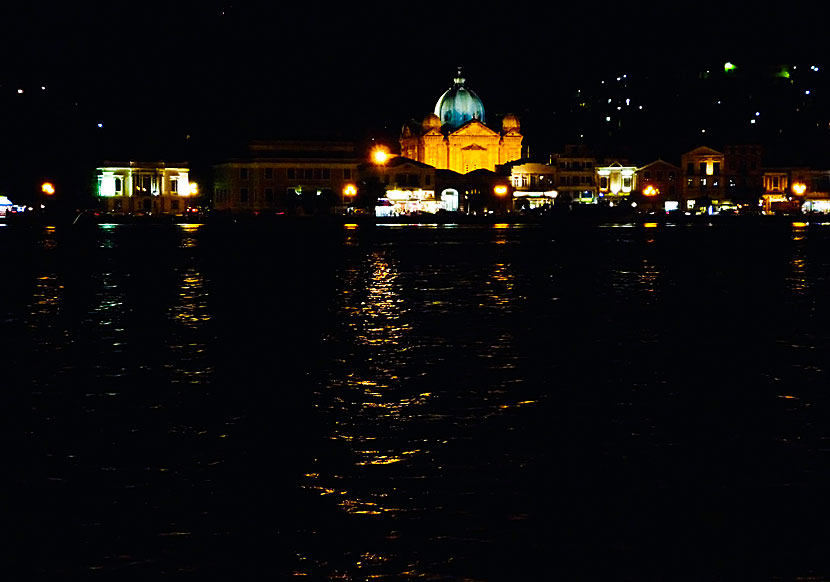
[
  {"x1": 724, "y1": 62, "x2": 736, "y2": 73},
  {"x1": 776, "y1": 66, "x2": 791, "y2": 79}
]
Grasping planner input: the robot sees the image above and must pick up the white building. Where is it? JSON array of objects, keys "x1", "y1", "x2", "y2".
[{"x1": 97, "y1": 161, "x2": 193, "y2": 215}]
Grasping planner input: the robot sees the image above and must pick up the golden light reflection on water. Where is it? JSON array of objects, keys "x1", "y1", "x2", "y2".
[
  {"x1": 481, "y1": 263, "x2": 515, "y2": 309},
  {"x1": 28, "y1": 274, "x2": 64, "y2": 347},
  {"x1": 304, "y1": 250, "x2": 437, "y2": 518},
  {"x1": 178, "y1": 223, "x2": 203, "y2": 248},
  {"x1": 170, "y1": 267, "x2": 210, "y2": 328},
  {"x1": 788, "y1": 222, "x2": 809, "y2": 294},
  {"x1": 638, "y1": 258, "x2": 659, "y2": 294},
  {"x1": 167, "y1": 265, "x2": 212, "y2": 385}
]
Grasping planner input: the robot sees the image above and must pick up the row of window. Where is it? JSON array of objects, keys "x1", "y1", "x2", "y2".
[
  {"x1": 382, "y1": 173, "x2": 432, "y2": 187},
  {"x1": 238, "y1": 167, "x2": 353, "y2": 180},
  {"x1": 686, "y1": 162, "x2": 722, "y2": 175},
  {"x1": 560, "y1": 175, "x2": 595, "y2": 185},
  {"x1": 641, "y1": 171, "x2": 676, "y2": 181},
  {"x1": 558, "y1": 161, "x2": 595, "y2": 169},
  {"x1": 215, "y1": 188, "x2": 339, "y2": 204}
]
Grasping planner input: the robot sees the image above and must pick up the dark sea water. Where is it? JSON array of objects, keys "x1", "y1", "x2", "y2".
[{"x1": 7, "y1": 218, "x2": 830, "y2": 580}]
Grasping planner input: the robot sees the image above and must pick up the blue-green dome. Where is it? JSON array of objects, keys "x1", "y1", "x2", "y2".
[{"x1": 434, "y1": 71, "x2": 485, "y2": 131}]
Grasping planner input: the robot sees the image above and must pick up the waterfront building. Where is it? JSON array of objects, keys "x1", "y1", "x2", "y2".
[
  {"x1": 551, "y1": 145, "x2": 597, "y2": 203},
  {"x1": 212, "y1": 141, "x2": 361, "y2": 214},
  {"x1": 635, "y1": 159, "x2": 681, "y2": 211},
  {"x1": 805, "y1": 170, "x2": 830, "y2": 213},
  {"x1": 724, "y1": 144, "x2": 763, "y2": 203},
  {"x1": 96, "y1": 161, "x2": 192, "y2": 215},
  {"x1": 399, "y1": 70, "x2": 523, "y2": 174},
  {"x1": 759, "y1": 167, "x2": 813, "y2": 213},
  {"x1": 680, "y1": 146, "x2": 726, "y2": 210},
  {"x1": 361, "y1": 156, "x2": 444, "y2": 215},
  {"x1": 363, "y1": 156, "x2": 512, "y2": 216},
  {"x1": 596, "y1": 161, "x2": 637, "y2": 205},
  {"x1": 507, "y1": 161, "x2": 558, "y2": 210}
]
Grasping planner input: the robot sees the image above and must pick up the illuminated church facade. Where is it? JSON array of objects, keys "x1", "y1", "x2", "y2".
[{"x1": 399, "y1": 71, "x2": 523, "y2": 174}]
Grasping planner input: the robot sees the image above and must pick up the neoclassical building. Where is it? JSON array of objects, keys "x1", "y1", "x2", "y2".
[{"x1": 400, "y1": 70, "x2": 523, "y2": 174}]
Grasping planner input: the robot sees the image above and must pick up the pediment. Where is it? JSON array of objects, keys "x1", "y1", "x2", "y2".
[
  {"x1": 461, "y1": 144, "x2": 488, "y2": 151},
  {"x1": 686, "y1": 145, "x2": 723, "y2": 156},
  {"x1": 449, "y1": 119, "x2": 499, "y2": 137}
]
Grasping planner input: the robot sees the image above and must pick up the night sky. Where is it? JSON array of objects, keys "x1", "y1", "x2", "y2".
[{"x1": 2, "y1": 1, "x2": 829, "y2": 201}]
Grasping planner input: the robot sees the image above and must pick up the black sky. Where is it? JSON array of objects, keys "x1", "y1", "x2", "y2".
[{"x1": 2, "y1": 1, "x2": 830, "y2": 198}]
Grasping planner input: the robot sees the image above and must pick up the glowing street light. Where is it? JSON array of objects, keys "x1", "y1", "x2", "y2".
[
  {"x1": 343, "y1": 184, "x2": 357, "y2": 197},
  {"x1": 643, "y1": 185, "x2": 659, "y2": 197},
  {"x1": 494, "y1": 185, "x2": 509, "y2": 196},
  {"x1": 41, "y1": 182, "x2": 55, "y2": 195},
  {"x1": 792, "y1": 182, "x2": 807, "y2": 195},
  {"x1": 371, "y1": 146, "x2": 390, "y2": 165},
  {"x1": 189, "y1": 182, "x2": 199, "y2": 195}
]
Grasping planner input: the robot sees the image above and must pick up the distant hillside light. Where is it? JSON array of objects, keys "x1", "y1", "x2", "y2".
[{"x1": 724, "y1": 62, "x2": 736, "y2": 73}]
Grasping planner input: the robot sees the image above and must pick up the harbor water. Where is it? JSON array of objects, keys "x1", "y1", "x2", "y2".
[{"x1": 7, "y1": 219, "x2": 830, "y2": 580}]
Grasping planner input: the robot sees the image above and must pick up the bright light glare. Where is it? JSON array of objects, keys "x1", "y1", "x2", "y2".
[
  {"x1": 189, "y1": 182, "x2": 199, "y2": 195},
  {"x1": 372, "y1": 147, "x2": 390, "y2": 164},
  {"x1": 494, "y1": 185, "x2": 508, "y2": 195},
  {"x1": 41, "y1": 182, "x2": 55, "y2": 195}
]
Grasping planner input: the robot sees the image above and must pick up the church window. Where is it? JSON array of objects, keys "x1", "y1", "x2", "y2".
[
  {"x1": 344, "y1": 169, "x2": 352, "y2": 179},
  {"x1": 241, "y1": 168, "x2": 249, "y2": 180},
  {"x1": 240, "y1": 188, "x2": 249, "y2": 202},
  {"x1": 265, "y1": 168, "x2": 273, "y2": 179},
  {"x1": 713, "y1": 162, "x2": 721, "y2": 175},
  {"x1": 322, "y1": 169, "x2": 330, "y2": 179},
  {"x1": 305, "y1": 169, "x2": 313, "y2": 179},
  {"x1": 600, "y1": 176, "x2": 608, "y2": 189},
  {"x1": 265, "y1": 188, "x2": 274, "y2": 202},
  {"x1": 287, "y1": 168, "x2": 295, "y2": 179}
]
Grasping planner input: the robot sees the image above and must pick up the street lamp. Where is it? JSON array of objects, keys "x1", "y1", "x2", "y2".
[
  {"x1": 41, "y1": 182, "x2": 55, "y2": 195},
  {"x1": 371, "y1": 146, "x2": 390, "y2": 165}
]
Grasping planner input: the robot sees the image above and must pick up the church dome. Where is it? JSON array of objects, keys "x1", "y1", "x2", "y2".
[
  {"x1": 422, "y1": 113, "x2": 441, "y2": 132},
  {"x1": 434, "y1": 70, "x2": 485, "y2": 130},
  {"x1": 502, "y1": 114, "x2": 520, "y2": 133}
]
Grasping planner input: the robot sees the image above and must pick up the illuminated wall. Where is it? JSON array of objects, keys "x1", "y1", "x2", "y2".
[
  {"x1": 596, "y1": 162, "x2": 637, "y2": 201},
  {"x1": 680, "y1": 146, "x2": 725, "y2": 201},
  {"x1": 400, "y1": 74, "x2": 523, "y2": 174},
  {"x1": 96, "y1": 162, "x2": 191, "y2": 215}
]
